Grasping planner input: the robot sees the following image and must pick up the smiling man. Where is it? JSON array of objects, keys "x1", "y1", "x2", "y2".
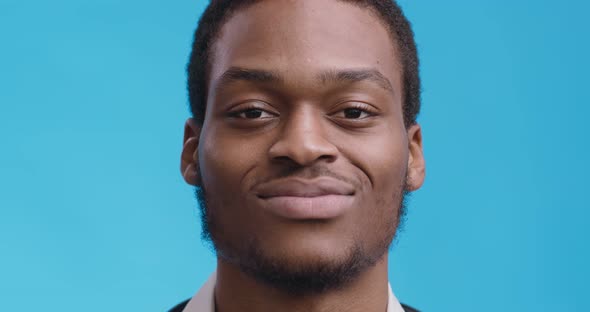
[{"x1": 173, "y1": 0, "x2": 425, "y2": 311}]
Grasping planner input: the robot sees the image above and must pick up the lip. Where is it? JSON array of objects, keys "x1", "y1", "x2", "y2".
[
  {"x1": 255, "y1": 177, "x2": 355, "y2": 220},
  {"x1": 256, "y1": 177, "x2": 355, "y2": 198}
]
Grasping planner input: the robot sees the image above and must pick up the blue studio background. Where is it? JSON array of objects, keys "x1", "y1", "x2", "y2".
[{"x1": 1, "y1": 0, "x2": 588, "y2": 311}]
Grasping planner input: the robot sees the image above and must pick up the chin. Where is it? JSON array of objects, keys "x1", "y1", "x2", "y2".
[
  {"x1": 270, "y1": 238, "x2": 354, "y2": 265},
  {"x1": 216, "y1": 223, "x2": 393, "y2": 294},
  {"x1": 228, "y1": 236, "x2": 373, "y2": 296}
]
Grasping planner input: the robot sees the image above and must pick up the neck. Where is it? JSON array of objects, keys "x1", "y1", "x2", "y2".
[{"x1": 214, "y1": 255, "x2": 390, "y2": 312}]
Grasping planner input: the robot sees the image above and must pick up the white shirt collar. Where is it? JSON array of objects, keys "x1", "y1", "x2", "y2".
[{"x1": 183, "y1": 271, "x2": 405, "y2": 312}]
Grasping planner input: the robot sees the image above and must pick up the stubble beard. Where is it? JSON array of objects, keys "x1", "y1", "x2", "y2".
[{"x1": 194, "y1": 176, "x2": 410, "y2": 296}]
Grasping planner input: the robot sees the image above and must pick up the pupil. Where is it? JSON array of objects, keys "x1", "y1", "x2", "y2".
[
  {"x1": 245, "y1": 110, "x2": 263, "y2": 118},
  {"x1": 344, "y1": 108, "x2": 362, "y2": 118}
]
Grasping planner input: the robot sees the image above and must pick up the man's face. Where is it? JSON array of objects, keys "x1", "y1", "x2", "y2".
[{"x1": 182, "y1": 0, "x2": 424, "y2": 293}]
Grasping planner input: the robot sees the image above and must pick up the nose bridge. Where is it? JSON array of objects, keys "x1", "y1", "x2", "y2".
[{"x1": 269, "y1": 106, "x2": 337, "y2": 165}]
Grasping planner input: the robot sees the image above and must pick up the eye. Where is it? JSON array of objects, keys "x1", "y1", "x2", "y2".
[
  {"x1": 332, "y1": 103, "x2": 376, "y2": 120},
  {"x1": 227, "y1": 106, "x2": 278, "y2": 119},
  {"x1": 342, "y1": 108, "x2": 371, "y2": 119},
  {"x1": 234, "y1": 108, "x2": 274, "y2": 119}
]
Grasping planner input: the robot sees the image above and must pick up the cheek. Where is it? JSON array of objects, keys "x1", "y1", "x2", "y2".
[
  {"x1": 197, "y1": 129, "x2": 255, "y2": 240},
  {"x1": 339, "y1": 127, "x2": 408, "y2": 224},
  {"x1": 199, "y1": 127, "x2": 261, "y2": 193},
  {"x1": 198, "y1": 127, "x2": 272, "y2": 232},
  {"x1": 341, "y1": 126, "x2": 408, "y2": 191},
  {"x1": 371, "y1": 138, "x2": 407, "y2": 211}
]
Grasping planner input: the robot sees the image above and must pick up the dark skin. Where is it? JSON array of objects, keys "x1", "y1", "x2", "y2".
[{"x1": 181, "y1": 0, "x2": 425, "y2": 311}]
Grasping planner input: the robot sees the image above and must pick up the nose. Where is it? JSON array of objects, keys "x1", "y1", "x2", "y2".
[{"x1": 268, "y1": 108, "x2": 338, "y2": 166}]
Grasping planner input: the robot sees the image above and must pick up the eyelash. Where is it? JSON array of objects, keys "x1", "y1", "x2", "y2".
[
  {"x1": 226, "y1": 102, "x2": 377, "y2": 120},
  {"x1": 332, "y1": 102, "x2": 377, "y2": 119},
  {"x1": 227, "y1": 103, "x2": 277, "y2": 119}
]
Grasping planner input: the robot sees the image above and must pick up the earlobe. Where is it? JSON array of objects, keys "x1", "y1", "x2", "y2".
[
  {"x1": 180, "y1": 118, "x2": 202, "y2": 186},
  {"x1": 406, "y1": 123, "x2": 426, "y2": 191}
]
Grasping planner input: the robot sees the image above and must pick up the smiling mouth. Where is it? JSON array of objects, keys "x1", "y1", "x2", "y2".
[
  {"x1": 254, "y1": 177, "x2": 356, "y2": 220},
  {"x1": 257, "y1": 195, "x2": 355, "y2": 220}
]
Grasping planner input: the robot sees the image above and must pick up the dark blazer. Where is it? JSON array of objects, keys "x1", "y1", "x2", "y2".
[{"x1": 169, "y1": 299, "x2": 420, "y2": 312}]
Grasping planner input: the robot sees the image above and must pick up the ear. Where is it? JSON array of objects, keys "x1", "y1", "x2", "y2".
[
  {"x1": 180, "y1": 118, "x2": 202, "y2": 186},
  {"x1": 406, "y1": 123, "x2": 426, "y2": 191}
]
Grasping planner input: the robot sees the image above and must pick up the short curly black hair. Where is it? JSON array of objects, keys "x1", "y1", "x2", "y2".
[{"x1": 187, "y1": 0, "x2": 420, "y2": 128}]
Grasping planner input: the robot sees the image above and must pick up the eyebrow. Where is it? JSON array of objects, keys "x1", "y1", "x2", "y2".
[
  {"x1": 214, "y1": 66, "x2": 394, "y2": 94},
  {"x1": 214, "y1": 67, "x2": 283, "y2": 93},
  {"x1": 318, "y1": 68, "x2": 394, "y2": 94}
]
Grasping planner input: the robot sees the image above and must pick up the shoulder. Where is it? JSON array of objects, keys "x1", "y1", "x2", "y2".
[
  {"x1": 402, "y1": 303, "x2": 420, "y2": 312},
  {"x1": 168, "y1": 299, "x2": 190, "y2": 312},
  {"x1": 168, "y1": 299, "x2": 420, "y2": 312}
]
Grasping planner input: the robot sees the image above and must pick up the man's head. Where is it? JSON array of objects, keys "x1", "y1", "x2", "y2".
[
  {"x1": 181, "y1": 0, "x2": 425, "y2": 295},
  {"x1": 187, "y1": 0, "x2": 421, "y2": 129}
]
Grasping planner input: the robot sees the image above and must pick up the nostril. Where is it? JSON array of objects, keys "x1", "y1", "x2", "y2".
[
  {"x1": 318, "y1": 154, "x2": 337, "y2": 162},
  {"x1": 272, "y1": 155, "x2": 294, "y2": 163},
  {"x1": 268, "y1": 130, "x2": 339, "y2": 166},
  {"x1": 273, "y1": 156, "x2": 290, "y2": 161}
]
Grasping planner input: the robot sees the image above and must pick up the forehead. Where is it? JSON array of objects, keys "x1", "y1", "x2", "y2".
[{"x1": 209, "y1": 0, "x2": 402, "y2": 90}]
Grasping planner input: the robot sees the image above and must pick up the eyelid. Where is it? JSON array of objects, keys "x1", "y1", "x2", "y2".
[
  {"x1": 227, "y1": 100, "x2": 274, "y2": 111},
  {"x1": 227, "y1": 99, "x2": 266, "y2": 110},
  {"x1": 346, "y1": 101, "x2": 376, "y2": 111},
  {"x1": 226, "y1": 100, "x2": 280, "y2": 118},
  {"x1": 333, "y1": 101, "x2": 379, "y2": 115}
]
